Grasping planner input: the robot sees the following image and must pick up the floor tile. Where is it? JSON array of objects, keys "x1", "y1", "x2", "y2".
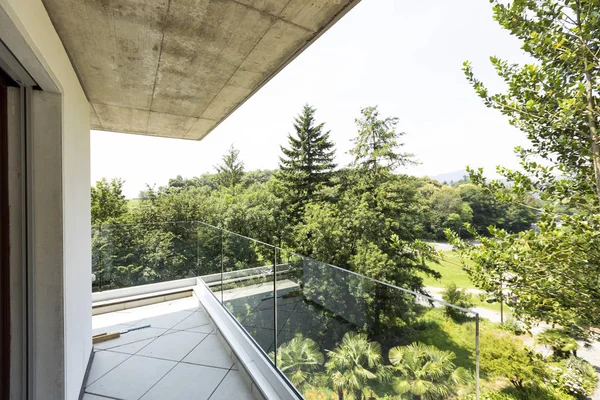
[
  {"x1": 94, "y1": 327, "x2": 167, "y2": 350},
  {"x1": 85, "y1": 351, "x2": 130, "y2": 387},
  {"x1": 92, "y1": 324, "x2": 130, "y2": 337},
  {"x1": 183, "y1": 334, "x2": 234, "y2": 369},
  {"x1": 83, "y1": 394, "x2": 116, "y2": 399},
  {"x1": 92, "y1": 312, "x2": 139, "y2": 329},
  {"x1": 140, "y1": 363, "x2": 228, "y2": 400},
  {"x1": 186, "y1": 324, "x2": 215, "y2": 334},
  {"x1": 132, "y1": 310, "x2": 193, "y2": 329},
  {"x1": 171, "y1": 311, "x2": 212, "y2": 330},
  {"x1": 86, "y1": 355, "x2": 176, "y2": 400},
  {"x1": 137, "y1": 330, "x2": 208, "y2": 361},
  {"x1": 209, "y1": 370, "x2": 255, "y2": 400},
  {"x1": 105, "y1": 338, "x2": 154, "y2": 355}
]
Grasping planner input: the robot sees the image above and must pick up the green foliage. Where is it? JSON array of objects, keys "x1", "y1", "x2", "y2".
[
  {"x1": 460, "y1": 386, "x2": 575, "y2": 400},
  {"x1": 457, "y1": 0, "x2": 600, "y2": 338},
  {"x1": 350, "y1": 106, "x2": 415, "y2": 183},
  {"x1": 271, "y1": 334, "x2": 325, "y2": 390},
  {"x1": 389, "y1": 342, "x2": 468, "y2": 400},
  {"x1": 480, "y1": 333, "x2": 546, "y2": 389},
  {"x1": 546, "y1": 356, "x2": 597, "y2": 398},
  {"x1": 536, "y1": 329, "x2": 579, "y2": 359},
  {"x1": 295, "y1": 109, "x2": 439, "y2": 297},
  {"x1": 459, "y1": 393, "x2": 516, "y2": 400},
  {"x1": 498, "y1": 317, "x2": 525, "y2": 336},
  {"x1": 215, "y1": 144, "x2": 245, "y2": 191},
  {"x1": 418, "y1": 182, "x2": 536, "y2": 240},
  {"x1": 91, "y1": 178, "x2": 127, "y2": 224},
  {"x1": 441, "y1": 283, "x2": 474, "y2": 321},
  {"x1": 325, "y1": 332, "x2": 385, "y2": 400},
  {"x1": 277, "y1": 104, "x2": 336, "y2": 220}
]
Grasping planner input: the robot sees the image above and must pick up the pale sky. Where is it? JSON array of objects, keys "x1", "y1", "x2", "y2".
[{"x1": 91, "y1": 0, "x2": 532, "y2": 198}]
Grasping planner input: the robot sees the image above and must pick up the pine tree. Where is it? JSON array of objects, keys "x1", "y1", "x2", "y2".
[
  {"x1": 350, "y1": 106, "x2": 415, "y2": 188},
  {"x1": 215, "y1": 144, "x2": 244, "y2": 192},
  {"x1": 277, "y1": 104, "x2": 336, "y2": 218}
]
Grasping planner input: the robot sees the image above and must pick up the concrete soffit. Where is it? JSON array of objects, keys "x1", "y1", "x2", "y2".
[{"x1": 40, "y1": 0, "x2": 362, "y2": 140}]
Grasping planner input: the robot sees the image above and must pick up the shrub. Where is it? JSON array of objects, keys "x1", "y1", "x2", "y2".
[
  {"x1": 460, "y1": 386, "x2": 576, "y2": 400},
  {"x1": 501, "y1": 385, "x2": 576, "y2": 400},
  {"x1": 546, "y1": 356, "x2": 598, "y2": 399},
  {"x1": 480, "y1": 333, "x2": 546, "y2": 388},
  {"x1": 442, "y1": 283, "x2": 474, "y2": 321},
  {"x1": 536, "y1": 329, "x2": 578, "y2": 359},
  {"x1": 460, "y1": 393, "x2": 516, "y2": 400},
  {"x1": 499, "y1": 317, "x2": 525, "y2": 336}
]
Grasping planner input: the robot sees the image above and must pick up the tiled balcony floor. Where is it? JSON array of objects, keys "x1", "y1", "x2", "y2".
[{"x1": 84, "y1": 297, "x2": 258, "y2": 400}]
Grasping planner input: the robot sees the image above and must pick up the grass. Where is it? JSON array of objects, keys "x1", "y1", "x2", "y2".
[
  {"x1": 127, "y1": 198, "x2": 141, "y2": 209},
  {"x1": 472, "y1": 297, "x2": 512, "y2": 318},
  {"x1": 420, "y1": 250, "x2": 476, "y2": 289},
  {"x1": 418, "y1": 250, "x2": 511, "y2": 315}
]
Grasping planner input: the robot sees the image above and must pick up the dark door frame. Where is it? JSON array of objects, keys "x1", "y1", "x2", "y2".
[{"x1": 0, "y1": 67, "x2": 16, "y2": 400}]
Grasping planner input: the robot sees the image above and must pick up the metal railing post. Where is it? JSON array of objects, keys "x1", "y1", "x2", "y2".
[
  {"x1": 220, "y1": 229, "x2": 224, "y2": 303},
  {"x1": 195, "y1": 222, "x2": 200, "y2": 278},
  {"x1": 476, "y1": 313, "x2": 480, "y2": 400},
  {"x1": 273, "y1": 247, "x2": 278, "y2": 367}
]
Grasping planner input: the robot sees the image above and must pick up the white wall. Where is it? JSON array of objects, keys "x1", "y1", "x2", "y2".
[{"x1": 0, "y1": 0, "x2": 92, "y2": 399}]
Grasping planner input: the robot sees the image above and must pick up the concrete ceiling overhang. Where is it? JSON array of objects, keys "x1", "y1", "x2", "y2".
[{"x1": 41, "y1": 0, "x2": 360, "y2": 140}]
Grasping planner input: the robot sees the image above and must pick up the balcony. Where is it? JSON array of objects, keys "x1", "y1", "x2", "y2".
[{"x1": 90, "y1": 222, "x2": 481, "y2": 399}]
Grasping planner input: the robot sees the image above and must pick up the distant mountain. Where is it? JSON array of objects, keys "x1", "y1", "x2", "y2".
[{"x1": 429, "y1": 170, "x2": 469, "y2": 184}]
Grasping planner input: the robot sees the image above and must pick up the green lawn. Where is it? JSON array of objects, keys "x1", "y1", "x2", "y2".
[
  {"x1": 420, "y1": 250, "x2": 476, "y2": 289},
  {"x1": 419, "y1": 251, "x2": 511, "y2": 315},
  {"x1": 127, "y1": 198, "x2": 141, "y2": 209}
]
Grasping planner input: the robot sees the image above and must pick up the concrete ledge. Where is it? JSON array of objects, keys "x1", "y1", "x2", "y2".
[
  {"x1": 92, "y1": 288, "x2": 193, "y2": 315},
  {"x1": 194, "y1": 278, "x2": 302, "y2": 400},
  {"x1": 92, "y1": 277, "x2": 197, "y2": 303},
  {"x1": 202, "y1": 264, "x2": 291, "y2": 287}
]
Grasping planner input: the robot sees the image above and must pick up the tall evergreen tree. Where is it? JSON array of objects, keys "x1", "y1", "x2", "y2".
[
  {"x1": 350, "y1": 105, "x2": 416, "y2": 188},
  {"x1": 216, "y1": 144, "x2": 245, "y2": 192},
  {"x1": 277, "y1": 104, "x2": 336, "y2": 219}
]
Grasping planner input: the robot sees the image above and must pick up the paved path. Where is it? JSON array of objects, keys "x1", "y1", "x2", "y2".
[
  {"x1": 425, "y1": 286, "x2": 503, "y2": 323},
  {"x1": 424, "y1": 241, "x2": 455, "y2": 251},
  {"x1": 578, "y1": 341, "x2": 600, "y2": 400}
]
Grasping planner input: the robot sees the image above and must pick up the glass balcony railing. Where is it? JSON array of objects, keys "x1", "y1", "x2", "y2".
[{"x1": 92, "y1": 221, "x2": 480, "y2": 399}]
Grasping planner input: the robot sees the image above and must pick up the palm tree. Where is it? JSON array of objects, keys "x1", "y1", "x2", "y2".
[
  {"x1": 325, "y1": 332, "x2": 385, "y2": 400},
  {"x1": 389, "y1": 342, "x2": 467, "y2": 400},
  {"x1": 271, "y1": 334, "x2": 324, "y2": 390}
]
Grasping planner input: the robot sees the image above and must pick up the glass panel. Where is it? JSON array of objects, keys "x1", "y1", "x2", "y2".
[
  {"x1": 91, "y1": 225, "x2": 106, "y2": 292},
  {"x1": 91, "y1": 221, "x2": 479, "y2": 398},
  {"x1": 273, "y1": 251, "x2": 478, "y2": 399},
  {"x1": 91, "y1": 222, "x2": 198, "y2": 291},
  {"x1": 195, "y1": 221, "x2": 223, "y2": 290},
  {"x1": 221, "y1": 231, "x2": 276, "y2": 355}
]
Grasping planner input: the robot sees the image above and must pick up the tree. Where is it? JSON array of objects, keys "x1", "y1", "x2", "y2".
[
  {"x1": 271, "y1": 334, "x2": 324, "y2": 390},
  {"x1": 325, "y1": 332, "x2": 385, "y2": 400},
  {"x1": 349, "y1": 105, "x2": 415, "y2": 188},
  {"x1": 277, "y1": 104, "x2": 336, "y2": 220},
  {"x1": 389, "y1": 342, "x2": 467, "y2": 400},
  {"x1": 215, "y1": 144, "x2": 245, "y2": 191},
  {"x1": 441, "y1": 283, "x2": 474, "y2": 321},
  {"x1": 455, "y1": 0, "x2": 600, "y2": 337},
  {"x1": 428, "y1": 186, "x2": 473, "y2": 239},
  {"x1": 91, "y1": 178, "x2": 127, "y2": 224}
]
